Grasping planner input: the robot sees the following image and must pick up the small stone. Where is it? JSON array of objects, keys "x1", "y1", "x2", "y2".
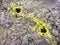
[
  {"x1": 52, "y1": 29, "x2": 59, "y2": 36},
  {"x1": 2, "y1": 30, "x2": 7, "y2": 38},
  {"x1": 5, "y1": 20, "x2": 13, "y2": 27},
  {"x1": 0, "y1": 12, "x2": 5, "y2": 24},
  {"x1": 7, "y1": 30, "x2": 11, "y2": 34},
  {"x1": 7, "y1": 7, "x2": 10, "y2": 10},
  {"x1": 35, "y1": 40, "x2": 46, "y2": 45},
  {"x1": 21, "y1": 35, "x2": 28, "y2": 45},
  {"x1": 16, "y1": 39, "x2": 21, "y2": 45}
]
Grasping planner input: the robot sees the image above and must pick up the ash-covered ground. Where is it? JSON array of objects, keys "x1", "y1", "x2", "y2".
[{"x1": 0, "y1": 0, "x2": 60, "y2": 45}]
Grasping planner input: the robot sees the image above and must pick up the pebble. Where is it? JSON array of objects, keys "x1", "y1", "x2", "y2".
[
  {"x1": 0, "y1": 12, "x2": 5, "y2": 24},
  {"x1": 7, "y1": 7, "x2": 10, "y2": 10},
  {"x1": 4, "y1": 20, "x2": 13, "y2": 27},
  {"x1": 52, "y1": 29, "x2": 59, "y2": 36},
  {"x1": 35, "y1": 39, "x2": 46, "y2": 45}
]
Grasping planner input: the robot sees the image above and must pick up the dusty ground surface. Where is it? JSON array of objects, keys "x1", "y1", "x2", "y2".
[{"x1": 0, "y1": 0, "x2": 60, "y2": 45}]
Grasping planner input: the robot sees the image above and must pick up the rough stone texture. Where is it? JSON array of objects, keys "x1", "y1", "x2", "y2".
[{"x1": 0, "y1": 0, "x2": 60, "y2": 45}]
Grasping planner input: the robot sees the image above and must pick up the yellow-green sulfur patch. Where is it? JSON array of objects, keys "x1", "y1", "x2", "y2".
[
  {"x1": 28, "y1": 13, "x2": 52, "y2": 38},
  {"x1": 28, "y1": 13, "x2": 57, "y2": 45},
  {"x1": 10, "y1": 3, "x2": 23, "y2": 17}
]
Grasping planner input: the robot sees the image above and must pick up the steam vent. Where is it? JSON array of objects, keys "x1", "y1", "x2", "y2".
[{"x1": 0, "y1": 0, "x2": 60, "y2": 45}]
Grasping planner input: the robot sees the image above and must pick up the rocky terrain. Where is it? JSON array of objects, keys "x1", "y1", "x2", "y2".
[{"x1": 0, "y1": 0, "x2": 60, "y2": 45}]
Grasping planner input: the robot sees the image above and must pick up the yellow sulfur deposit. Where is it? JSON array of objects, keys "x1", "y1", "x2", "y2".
[
  {"x1": 28, "y1": 13, "x2": 52, "y2": 38},
  {"x1": 28, "y1": 13, "x2": 57, "y2": 45},
  {"x1": 10, "y1": 2, "x2": 23, "y2": 17}
]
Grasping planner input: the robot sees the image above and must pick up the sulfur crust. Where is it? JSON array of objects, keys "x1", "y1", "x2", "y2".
[
  {"x1": 28, "y1": 13, "x2": 52, "y2": 38},
  {"x1": 10, "y1": 3, "x2": 23, "y2": 17},
  {"x1": 28, "y1": 13, "x2": 57, "y2": 45}
]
